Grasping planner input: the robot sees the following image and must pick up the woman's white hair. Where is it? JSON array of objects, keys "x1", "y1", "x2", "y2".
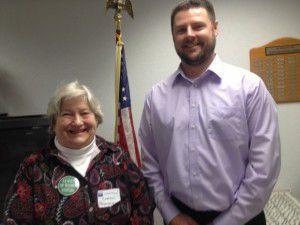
[{"x1": 47, "y1": 80, "x2": 103, "y2": 134}]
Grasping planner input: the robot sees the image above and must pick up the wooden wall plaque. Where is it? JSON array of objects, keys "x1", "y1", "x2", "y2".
[{"x1": 250, "y1": 37, "x2": 300, "y2": 103}]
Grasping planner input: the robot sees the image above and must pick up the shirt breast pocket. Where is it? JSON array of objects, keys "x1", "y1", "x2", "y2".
[{"x1": 208, "y1": 106, "x2": 244, "y2": 140}]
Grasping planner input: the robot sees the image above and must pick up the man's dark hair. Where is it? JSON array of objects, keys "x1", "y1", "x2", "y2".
[{"x1": 171, "y1": 0, "x2": 216, "y2": 32}]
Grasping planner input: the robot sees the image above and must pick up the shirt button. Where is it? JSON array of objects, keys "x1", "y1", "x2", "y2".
[
  {"x1": 89, "y1": 207, "x2": 94, "y2": 212},
  {"x1": 193, "y1": 84, "x2": 198, "y2": 88},
  {"x1": 191, "y1": 124, "x2": 196, "y2": 129},
  {"x1": 196, "y1": 195, "x2": 200, "y2": 199},
  {"x1": 192, "y1": 172, "x2": 197, "y2": 176}
]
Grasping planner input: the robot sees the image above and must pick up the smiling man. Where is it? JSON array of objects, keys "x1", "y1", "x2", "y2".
[{"x1": 139, "y1": 1, "x2": 281, "y2": 225}]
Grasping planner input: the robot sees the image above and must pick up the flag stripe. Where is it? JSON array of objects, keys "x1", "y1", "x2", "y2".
[{"x1": 120, "y1": 107, "x2": 141, "y2": 166}]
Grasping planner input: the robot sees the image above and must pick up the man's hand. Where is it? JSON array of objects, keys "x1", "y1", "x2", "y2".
[{"x1": 169, "y1": 213, "x2": 199, "y2": 225}]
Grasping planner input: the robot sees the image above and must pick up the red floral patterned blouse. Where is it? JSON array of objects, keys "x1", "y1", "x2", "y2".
[{"x1": 3, "y1": 136, "x2": 155, "y2": 225}]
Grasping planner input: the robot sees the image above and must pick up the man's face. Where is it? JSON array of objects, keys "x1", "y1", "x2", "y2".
[{"x1": 172, "y1": 7, "x2": 218, "y2": 66}]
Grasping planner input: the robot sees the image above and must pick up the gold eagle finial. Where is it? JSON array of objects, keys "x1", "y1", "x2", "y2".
[{"x1": 105, "y1": 0, "x2": 134, "y2": 19}]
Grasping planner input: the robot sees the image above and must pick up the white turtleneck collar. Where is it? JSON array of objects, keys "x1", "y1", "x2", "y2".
[{"x1": 54, "y1": 136, "x2": 100, "y2": 177}]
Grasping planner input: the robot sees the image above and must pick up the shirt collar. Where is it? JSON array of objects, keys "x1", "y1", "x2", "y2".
[
  {"x1": 172, "y1": 54, "x2": 224, "y2": 85},
  {"x1": 207, "y1": 54, "x2": 224, "y2": 79},
  {"x1": 55, "y1": 136, "x2": 98, "y2": 159}
]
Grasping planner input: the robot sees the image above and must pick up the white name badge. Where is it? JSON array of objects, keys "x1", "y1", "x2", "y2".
[{"x1": 97, "y1": 188, "x2": 121, "y2": 208}]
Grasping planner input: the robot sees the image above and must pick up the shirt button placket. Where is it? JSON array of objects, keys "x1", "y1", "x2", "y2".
[{"x1": 189, "y1": 83, "x2": 201, "y2": 207}]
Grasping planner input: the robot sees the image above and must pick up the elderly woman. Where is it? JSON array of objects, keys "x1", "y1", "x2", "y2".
[{"x1": 3, "y1": 81, "x2": 155, "y2": 225}]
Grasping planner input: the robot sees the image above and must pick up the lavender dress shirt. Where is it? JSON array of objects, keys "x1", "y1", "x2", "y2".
[{"x1": 139, "y1": 55, "x2": 280, "y2": 225}]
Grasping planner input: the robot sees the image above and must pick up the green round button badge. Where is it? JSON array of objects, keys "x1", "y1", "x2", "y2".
[{"x1": 57, "y1": 176, "x2": 80, "y2": 196}]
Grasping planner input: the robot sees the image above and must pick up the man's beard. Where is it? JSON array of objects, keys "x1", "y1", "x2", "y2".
[{"x1": 176, "y1": 37, "x2": 216, "y2": 66}]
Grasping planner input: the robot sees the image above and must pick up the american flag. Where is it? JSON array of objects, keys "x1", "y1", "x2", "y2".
[{"x1": 116, "y1": 46, "x2": 142, "y2": 168}]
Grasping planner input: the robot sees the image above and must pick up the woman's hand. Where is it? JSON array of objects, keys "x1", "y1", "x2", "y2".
[{"x1": 169, "y1": 213, "x2": 199, "y2": 225}]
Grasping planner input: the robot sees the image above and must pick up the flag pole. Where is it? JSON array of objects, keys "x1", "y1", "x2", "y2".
[
  {"x1": 105, "y1": 0, "x2": 133, "y2": 142},
  {"x1": 105, "y1": 0, "x2": 141, "y2": 168}
]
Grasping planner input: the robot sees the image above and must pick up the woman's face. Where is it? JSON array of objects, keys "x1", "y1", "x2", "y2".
[{"x1": 54, "y1": 96, "x2": 98, "y2": 149}]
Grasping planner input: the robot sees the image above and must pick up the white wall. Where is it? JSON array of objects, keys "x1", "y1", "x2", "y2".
[{"x1": 0, "y1": 0, "x2": 299, "y2": 221}]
